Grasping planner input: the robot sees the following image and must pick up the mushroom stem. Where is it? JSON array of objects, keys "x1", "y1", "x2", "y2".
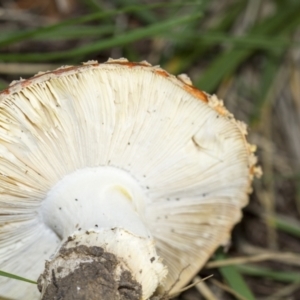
[
  {"x1": 38, "y1": 167, "x2": 167, "y2": 299},
  {"x1": 37, "y1": 230, "x2": 149, "y2": 300},
  {"x1": 37, "y1": 239, "x2": 142, "y2": 300}
]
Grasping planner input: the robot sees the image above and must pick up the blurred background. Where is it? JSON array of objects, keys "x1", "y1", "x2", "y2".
[{"x1": 0, "y1": 0, "x2": 300, "y2": 299}]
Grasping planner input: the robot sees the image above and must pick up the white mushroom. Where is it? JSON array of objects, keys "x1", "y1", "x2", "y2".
[{"x1": 0, "y1": 58, "x2": 259, "y2": 300}]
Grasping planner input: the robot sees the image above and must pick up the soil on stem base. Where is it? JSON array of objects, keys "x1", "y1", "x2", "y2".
[{"x1": 38, "y1": 245, "x2": 142, "y2": 300}]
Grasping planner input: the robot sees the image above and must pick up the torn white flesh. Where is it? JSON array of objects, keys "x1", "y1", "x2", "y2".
[{"x1": 39, "y1": 167, "x2": 167, "y2": 299}]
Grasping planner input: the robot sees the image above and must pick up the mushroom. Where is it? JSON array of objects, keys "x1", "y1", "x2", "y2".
[{"x1": 0, "y1": 58, "x2": 260, "y2": 300}]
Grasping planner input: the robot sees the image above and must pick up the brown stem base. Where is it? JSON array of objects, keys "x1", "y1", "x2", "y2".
[{"x1": 37, "y1": 244, "x2": 142, "y2": 300}]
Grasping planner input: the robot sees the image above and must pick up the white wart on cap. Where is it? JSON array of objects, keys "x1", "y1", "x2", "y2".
[{"x1": 0, "y1": 58, "x2": 259, "y2": 300}]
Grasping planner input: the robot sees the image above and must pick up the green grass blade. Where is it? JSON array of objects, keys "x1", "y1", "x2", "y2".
[
  {"x1": 216, "y1": 252, "x2": 255, "y2": 300},
  {"x1": 32, "y1": 25, "x2": 115, "y2": 40},
  {"x1": 83, "y1": 0, "x2": 104, "y2": 12},
  {"x1": 165, "y1": 32, "x2": 297, "y2": 50},
  {"x1": 0, "y1": 11, "x2": 114, "y2": 47},
  {"x1": 198, "y1": 49, "x2": 248, "y2": 92},
  {"x1": 269, "y1": 215, "x2": 300, "y2": 238},
  {"x1": 0, "y1": 270, "x2": 37, "y2": 284},
  {"x1": 0, "y1": 81, "x2": 7, "y2": 91},
  {"x1": 237, "y1": 265, "x2": 300, "y2": 283},
  {"x1": 195, "y1": 4, "x2": 300, "y2": 92},
  {"x1": 0, "y1": 25, "x2": 115, "y2": 42},
  {"x1": 250, "y1": 52, "x2": 282, "y2": 124},
  {"x1": 0, "y1": 2, "x2": 196, "y2": 47},
  {"x1": 0, "y1": 13, "x2": 202, "y2": 62},
  {"x1": 162, "y1": 1, "x2": 246, "y2": 73},
  {"x1": 115, "y1": 0, "x2": 158, "y2": 24}
]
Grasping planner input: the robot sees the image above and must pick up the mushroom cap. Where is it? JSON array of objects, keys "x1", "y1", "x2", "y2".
[{"x1": 0, "y1": 58, "x2": 258, "y2": 299}]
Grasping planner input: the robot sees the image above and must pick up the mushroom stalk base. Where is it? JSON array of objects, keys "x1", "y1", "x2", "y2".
[
  {"x1": 39, "y1": 168, "x2": 168, "y2": 299},
  {"x1": 38, "y1": 243, "x2": 142, "y2": 300},
  {"x1": 38, "y1": 229, "x2": 167, "y2": 300}
]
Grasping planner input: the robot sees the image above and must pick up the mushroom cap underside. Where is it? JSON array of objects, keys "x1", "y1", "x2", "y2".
[{"x1": 0, "y1": 58, "x2": 258, "y2": 299}]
